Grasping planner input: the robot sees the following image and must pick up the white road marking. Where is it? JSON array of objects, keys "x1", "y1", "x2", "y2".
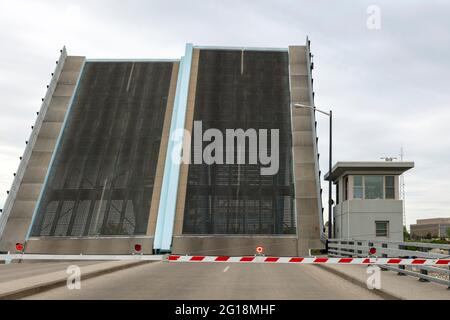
[{"x1": 223, "y1": 266, "x2": 230, "y2": 273}]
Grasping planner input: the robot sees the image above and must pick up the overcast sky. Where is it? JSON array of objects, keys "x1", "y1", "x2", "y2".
[{"x1": 0, "y1": 0, "x2": 449, "y2": 229}]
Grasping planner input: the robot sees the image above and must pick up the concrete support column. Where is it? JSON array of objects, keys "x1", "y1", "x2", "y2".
[{"x1": 289, "y1": 44, "x2": 323, "y2": 255}]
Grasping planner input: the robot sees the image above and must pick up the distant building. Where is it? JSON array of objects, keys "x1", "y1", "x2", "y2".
[
  {"x1": 325, "y1": 161, "x2": 414, "y2": 241},
  {"x1": 410, "y1": 218, "x2": 450, "y2": 239}
]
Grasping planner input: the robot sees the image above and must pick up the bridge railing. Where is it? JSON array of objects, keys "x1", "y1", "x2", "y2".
[{"x1": 328, "y1": 238, "x2": 450, "y2": 287}]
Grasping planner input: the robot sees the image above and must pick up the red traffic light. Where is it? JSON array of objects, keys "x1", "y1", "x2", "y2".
[
  {"x1": 15, "y1": 243, "x2": 24, "y2": 252},
  {"x1": 369, "y1": 247, "x2": 377, "y2": 255},
  {"x1": 256, "y1": 246, "x2": 264, "y2": 254},
  {"x1": 134, "y1": 244, "x2": 142, "y2": 252}
]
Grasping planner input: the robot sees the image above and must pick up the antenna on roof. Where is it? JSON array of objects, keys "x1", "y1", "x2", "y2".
[{"x1": 380, "y1": 157, "x2": 397, "y2": 162}]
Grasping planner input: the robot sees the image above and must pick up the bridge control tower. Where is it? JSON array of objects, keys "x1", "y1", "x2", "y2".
[{"x1": 325, "y1": 161, "x2": 414, "y2": 241}]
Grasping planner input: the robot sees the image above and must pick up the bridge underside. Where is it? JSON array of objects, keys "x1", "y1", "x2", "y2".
[{"x1": 1, "y1": 43, "x2": 323, "y2": 256}]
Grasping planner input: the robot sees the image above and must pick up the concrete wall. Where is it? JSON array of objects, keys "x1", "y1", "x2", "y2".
[
  {"x1": 25, "y1": 236, "x2": 153, "y2": 254},
  {"x1": 172, "y1": 236, "x2": 299, "y2": 256},
  {"x1": 289, "y1": 45, "x2": 323, "y2": 255},
  {"x1": 334, "y1": 200, "x2": 403, "y2": 241},
  {"x1": 0, "y1": 50, "x2": 85, "y2": 252}
]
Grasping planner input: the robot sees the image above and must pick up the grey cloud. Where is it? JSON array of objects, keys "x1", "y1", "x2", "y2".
[{"x1": 1, "y1": 0, "x2": 449, "y2": 228}]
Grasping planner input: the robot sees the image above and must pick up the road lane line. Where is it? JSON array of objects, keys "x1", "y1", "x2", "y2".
[{"x1": 223, "y1": 266, "x2": 230, "y2": 273}]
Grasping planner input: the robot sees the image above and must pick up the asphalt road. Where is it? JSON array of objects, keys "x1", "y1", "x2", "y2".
[
  {"x1": 24, "y1": 261, "x2": 381, "y2": 300},
  {"x1": 0, "y1": 261, "x2": 99, "y2": 283}
]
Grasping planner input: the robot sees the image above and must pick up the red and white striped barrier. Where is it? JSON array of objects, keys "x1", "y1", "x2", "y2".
[
  {"x1": 167, "y1": 255, "x2": 450, "y2": 266},
  {"x1": 1, "y1": 254, "x2": 449, "y2": 266}
]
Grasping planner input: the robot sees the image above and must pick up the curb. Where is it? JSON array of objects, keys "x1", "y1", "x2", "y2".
[
  {"x1": 0, "y1": 260, "x2": 151, "y2": 300},
  {"x1": 315, "y1": 264, "x2": 403, "y2": 300}
]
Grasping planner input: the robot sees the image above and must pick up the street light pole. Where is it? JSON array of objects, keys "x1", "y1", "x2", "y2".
[
  {"x1": 294, "y1": 103, "x2": 333, "y2": 240},
  {"x1": 328, "y1": 110, "x2": 333, "y2": 240}
]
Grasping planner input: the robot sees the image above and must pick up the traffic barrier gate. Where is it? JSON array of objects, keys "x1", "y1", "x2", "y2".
[{"x1": 0, "y1": 254, "x2": 449, "y2": 266}]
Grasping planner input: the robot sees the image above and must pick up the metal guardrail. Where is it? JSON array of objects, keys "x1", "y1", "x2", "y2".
[{"x1": 328, "y1": 238, "x2": 450, "y2": 288}]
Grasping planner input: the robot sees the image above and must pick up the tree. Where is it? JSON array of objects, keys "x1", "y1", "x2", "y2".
[
  {"x1": 446, "y1": 227, "x2": 450, "y2": 239},
  {"x1": 403, "y1": 226, "x2": 410, "y2": 241}
]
